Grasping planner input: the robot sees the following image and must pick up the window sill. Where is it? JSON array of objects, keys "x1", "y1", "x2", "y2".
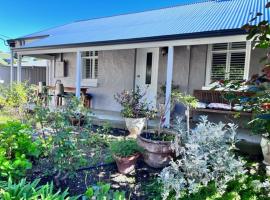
[{"x1": 81, "y1": 79, "x2": 98, "y2": 87}]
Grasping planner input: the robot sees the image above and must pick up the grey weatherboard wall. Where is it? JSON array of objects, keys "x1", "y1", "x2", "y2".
[{"x1": 48, "y1": 45, "x2": 264, "y2": 112}]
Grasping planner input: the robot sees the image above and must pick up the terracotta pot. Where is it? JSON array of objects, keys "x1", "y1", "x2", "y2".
[
  {"x1": 69, "y1": 116, "x2": 85, "y2": 126},
  {"x1": 113, "y1": 153, "x2": 140, "y2": 174},
  {"x1": 261, "y1": 103, "x2": 270, "y2": 111},
  {"x1": 261, "y1": 137, "x2": 270, "y2": 165},
  {"x1": 137, "y1": 129, "x2": 175, "y2": 168},
  {"x1": 124, "y1": 118, "x2": 146, "y2": 138}
]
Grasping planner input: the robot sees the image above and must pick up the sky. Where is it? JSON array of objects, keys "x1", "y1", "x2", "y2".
[{"x1": 0, "y1": 0, "x2": 202, "y2": 52}]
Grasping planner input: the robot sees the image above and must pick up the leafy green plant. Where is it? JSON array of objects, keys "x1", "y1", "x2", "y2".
[
  {"x1": 0, "y1": 178, "x2": 78, "y2": 200},
  {"x1": 84, "y1": 182, "x2": 125, "y2": 200},
  {"x1": 64, "y1": 96, "x2": 92, "y2": 128},
  {"x1": 49, "y1": 126, "x2": 87, "y2": 184},
  {"x1": 110, "y1": 138, "x2": 143, "y2": 158},
  {"x1": 0, "y1": 82, "x2": 36, "y2": 122},
  {"x1": 0, "y1": 121, "x2": 41, "y2": 179},
  {"x1": 241, "y1": 1, "x2": 270, "y2": 137},
  {"x1": 114, "y1": 86, "x2": 156, "y2": 119}
]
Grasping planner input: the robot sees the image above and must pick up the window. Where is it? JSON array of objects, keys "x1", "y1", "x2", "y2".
[
  {"x1": 145, "y1": 52, "x2": 153, "y2": 84},
  {"x1": 63, "y1": 61, "x2": 69, "y2": 77},
  {"x1": 82, "y1": 51, "x2": 98, "y2": 79},
  {"x1": 207, "y1": 42, "x2": 247, "y2": 84}
]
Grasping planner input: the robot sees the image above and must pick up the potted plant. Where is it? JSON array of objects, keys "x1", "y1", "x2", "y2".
[
  {"x1": 114, "y1": 86, "x2": 155, "y2": 138},
  {"x1": 64, "y1": 96, "x2": 91, "y2": 127},
  {"x1": 110, "y1": 138, "x2": 143, "y2": 174},
  {"x1": 137, "y1": 91, "x2": 198, "y2": 168}
]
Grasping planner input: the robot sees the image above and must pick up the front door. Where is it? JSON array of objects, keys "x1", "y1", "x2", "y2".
[{"x1": 135, "y1": 48, "x2": 159, "y2": 107}]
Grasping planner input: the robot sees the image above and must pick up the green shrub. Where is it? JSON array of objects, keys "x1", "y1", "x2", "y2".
[
  {"x1": 0, "y1": 121, "x2": 41, "y2": 179},
  {"x1": 0, "y1": 82, "x2": 36, "y2": 121},
  {"x1": 0, "y1": 178, "x2": 78, "y2": 200},
  {"x1": 84, "y1": 182, "x2": 125, "y2": 200},
  {"x1": 110, "y1": 138, "x2": 143, "y2": 157}
]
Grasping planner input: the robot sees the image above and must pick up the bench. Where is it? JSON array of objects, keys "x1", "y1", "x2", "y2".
[{"x1": 191, "y1": 90, "x2": 254, "y2": 117}]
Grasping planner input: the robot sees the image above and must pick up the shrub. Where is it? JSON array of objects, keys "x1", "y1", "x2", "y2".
[
  {"x1": 0, "y1": 178, "x2": 78, "y2": 200},
  {"x1": 0, "y1": 82, "x2": 36, "y2": 121},
  {"x1": 0, "y1": 121, "x2": 40, "y2": 179},
  {"x1": 114, "y1": 86, "x2": 156, "y2": 118},
  {"x1": 64, "y1": 96, "x2": 92, "y2": 128},
  {"x1": 110, "y1": 138, "x2": 143, "y2": 157},
  {"x1": 160, "y1": 116, "x2": 245, "y2": 199},
  {"x1": 84, "y1": 182, "x2": 125, "y2": 200},
  {"x1": 32, "y1": 99, "x2": 89, "y2": 181},
  {"x1": 48, "y1": 126, "x2": 87, "y2": 183}
]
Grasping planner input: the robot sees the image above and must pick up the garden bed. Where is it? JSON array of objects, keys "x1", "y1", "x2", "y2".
[{"x1": 27, "y1": 159, "x2": 160, "y2": 199}]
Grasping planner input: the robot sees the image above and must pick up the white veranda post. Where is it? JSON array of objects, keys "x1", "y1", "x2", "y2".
[
  {"x1": 17, "y1": 55, "x2": 22, "y2": 83},
  {"x1": 164, "y1": 46, "x2": 174, "y2": 127},
  {"x1": 75, "y1": 51, "x2": 82, "y2": 98}
]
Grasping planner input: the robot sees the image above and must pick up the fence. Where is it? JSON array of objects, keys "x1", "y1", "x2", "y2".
[{"x1": 0, "y1": 66, "x2": 46, "y2": 85}]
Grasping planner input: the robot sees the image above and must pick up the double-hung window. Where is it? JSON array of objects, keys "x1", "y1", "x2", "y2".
[
  {"x1": 207, "y1": 42, "x2": 248, "y2": 84},
  {"x1": 82, "y1": 51, "x2": 98, "y2": 80}
]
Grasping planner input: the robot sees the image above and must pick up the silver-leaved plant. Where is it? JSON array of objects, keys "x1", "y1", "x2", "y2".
[{"x1": 160, "y1": 116, "x2": 246, "y2": 199}]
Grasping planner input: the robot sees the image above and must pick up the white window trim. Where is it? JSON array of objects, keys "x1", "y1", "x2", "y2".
[
  {"x1": 205, "y1": 41, "x2": 251, "y2": 87},
  {"x1": 81, "y1": 51, "x2": 98, "y2": 87}
]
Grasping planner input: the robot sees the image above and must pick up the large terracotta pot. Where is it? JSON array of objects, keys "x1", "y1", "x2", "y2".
[
  {"x1": 137, "y1": 129, "x2": 175, "y2": 168},
  {"x1": 124, "y1": 118, "x2": 146, "y2": 138},
  {"x1": 261, "y1": 137, "x2": 270, "y2": 165},
  {"x1": 113, "y1": 153, "x2": 140, "y2": 174}
]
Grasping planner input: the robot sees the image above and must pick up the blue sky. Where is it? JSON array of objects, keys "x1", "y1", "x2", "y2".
[{"x1": 0, "y1": 0, "x2": 201, "y2": 52}]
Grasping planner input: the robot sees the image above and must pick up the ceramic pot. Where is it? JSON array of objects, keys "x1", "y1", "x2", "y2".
[
  {"x1": 113, "y1": 153, "x2": 140, "y2": 174},
  {"x1": 124, "y1": 118, "x2": 146, "y2": 138},
  {"x1": 137, "y1": 129, "x2": 175, "y2": 168},
  {"x1": 261, "y1": 137, "x2": 270, "y2": 165}
]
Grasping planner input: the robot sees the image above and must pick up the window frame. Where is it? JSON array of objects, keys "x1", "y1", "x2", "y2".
[
  {"x1": 81, "y1": 51, "x2": 99, "y2": 87},
  {"x1": 205, "y1": 41, "x2": 251, "y2": 86}
]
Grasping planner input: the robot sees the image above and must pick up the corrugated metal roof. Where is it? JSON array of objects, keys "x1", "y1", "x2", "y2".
[{"x1": 17, "y1": 0, "x2": 270, "y2": 49}]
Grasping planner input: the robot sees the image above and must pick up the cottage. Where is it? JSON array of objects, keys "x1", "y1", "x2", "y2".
[{"x1": 7, "y1": 0, "x2": 268, "y2": 127}]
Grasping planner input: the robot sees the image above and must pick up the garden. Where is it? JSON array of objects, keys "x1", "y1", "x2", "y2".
[{"x1": 0, "y1": 5, "x2": 270, "y2": 200}]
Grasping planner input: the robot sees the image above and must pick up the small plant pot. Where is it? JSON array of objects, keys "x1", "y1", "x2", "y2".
[
  {"x1": 69, "y1": 116, "x2": 85, "y2": 126},
  {"x1": 113, "y1": 153, "x2": 140, "y2": 174},
  {"x1": 124, "y1": 118, "x2": 146, "y2": 138},
  {"x1": 261, "y1": 137, "x2": 270, "y2": 165},
  {"x1": 137, "y1": 130, "x2": 175, "y2": 168}
]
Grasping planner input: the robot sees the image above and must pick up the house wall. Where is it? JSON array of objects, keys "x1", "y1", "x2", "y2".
[
  {"x1": 158, "y1": 45, "x2": 208, "y2": 96},
  {"x1": 48, "y1": 44, "x2": 265, "y2": 112},
  {"x1": 249, "y1": 47, "x2": 266, "y2": 77},
  {"x1": 50, "y1": 49, "x2": 135, "y2": 111}
]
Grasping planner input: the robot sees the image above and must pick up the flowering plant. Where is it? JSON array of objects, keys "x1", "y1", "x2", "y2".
[
  {"x1": 114, "y1": 86, "x2": 156, "y2": 118},
  {"x1": 160, "y1": 116, "x2": 246, "y2": 199}
]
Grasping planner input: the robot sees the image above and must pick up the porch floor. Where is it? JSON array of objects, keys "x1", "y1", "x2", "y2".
[{"x1": 91, "y1": 109, "x2": 160, "y2": 129}]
